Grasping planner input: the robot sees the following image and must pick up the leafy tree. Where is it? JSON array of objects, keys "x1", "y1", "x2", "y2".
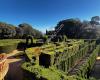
[
  {"x1": 53, "y1": 16, "x2": 100, "y2": 39},
  {"x1": 18, "y1": 23, "x2": 42, "y2": 38},
  {"x1": 18, "y1": 23, "x2": 35, "y2": 38},
  {"x1": 0, "y1": 22, "x2": 16, "y2": 39},
  {"x1": 15, "y1": 27, "x2": 24, "y2": 38},
  {"x1": 0, "y1": 22, "x2": 43, "y2": 39},
  {"x1": 80, "y1": 20, "x2": 97, "y2": 39},
  {"x1": 55, "y1": 18, "x2": 82, "y2": 38},
  {"x1": 91, "y1": 16, "x2": 100, "y2": 22}
]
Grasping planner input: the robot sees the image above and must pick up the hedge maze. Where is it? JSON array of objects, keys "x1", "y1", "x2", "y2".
[
  {"x1": 69, "y1": 45, "x2": 100, "y2": 78},
  {"x1": 22, "y1": 39, "x2": 100, "y2": 80}
]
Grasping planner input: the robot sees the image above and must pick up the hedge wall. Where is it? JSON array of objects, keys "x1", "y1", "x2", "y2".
[
  {"x1": 25, "y1": 40, "x2": 96, "y2": 74},
  {"x1": 0, "y1": 43, "x2": 18, "y2": 53},
  {"x1": 0, "y1": 39, "x2": 22, "y2": 53},
  {"x1": 21, "y1": 62, "x2": 88, "y2": 80},
  {"x1": 23, "y1": 39, "x2": 98, "y2": 80},
  {"x1": 69, "y1": 45, "x2": 100, "y2": 78}
]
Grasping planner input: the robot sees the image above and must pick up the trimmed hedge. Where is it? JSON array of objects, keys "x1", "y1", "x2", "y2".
[
  {"x1": 0, "y1": 43, "x2": 18, "y2": 53},
  {"x1": 22, "y1": 39, "x2": 98, "y2": 80},
  {"x1": 25, "y1": 39, "x2": 96, "y2": 74},
  {"x1": 0, "y1": 39, "x2": 22, "y2": 53},
  {"x1": 69, "y1": 45, "x2": 100, "y2": 78},
  {"x1": 0, "y1": 39, "x2": 41, "y2": 53},
  {"x1": 21, "y1": 62, "x2": 88, "y2": 80}
]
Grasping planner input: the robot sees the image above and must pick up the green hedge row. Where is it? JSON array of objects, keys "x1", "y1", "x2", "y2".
[
  {"x1": 0, "y1": 39, "x2": 23, "y2": 53},
  {"x1": 25, "y1": 39, "x2": 96, "y2": 74},
  {"x1": 22, "y1": 39, "x2": 98, "y2": 80},
  {"x1": 38, "y1": 40, "x2": 96, "y2": 74},
  {"x1": 21, "y1": 62, "x2": 88, "y2": 80},
  {"x1": 69, "y1": 45, "x2": 100, "y2": 78},
  {"x1": 53, "y1": 44, "x2": 89, "y2": 73},
  {"x1": 52, "y1": 41, "x2": 95, "y2": 72},
  {"x1": 0, "y1": 43, "x2": 18, "y2": 53}
]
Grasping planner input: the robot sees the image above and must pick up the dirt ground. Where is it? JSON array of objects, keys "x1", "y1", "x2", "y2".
[
  {"x1": 90, "y1": 55, "x2": 100, "y2": 79},
  {"x1": 5, "y1": 50, "x2": 25, "y2": 80}
]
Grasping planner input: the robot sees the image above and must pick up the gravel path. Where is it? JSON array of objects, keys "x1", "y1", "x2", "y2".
[{"x1": 5, "y1": 50, "x2": 25, "y2": 80}]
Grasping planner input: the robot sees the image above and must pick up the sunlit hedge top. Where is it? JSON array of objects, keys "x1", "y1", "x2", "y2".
[
  {"x1": 0, "y1": 39, "x2": 22, "y2": 46},
  {"x1": 25, "y1": 40, "x2": 85, "y2": 58}
]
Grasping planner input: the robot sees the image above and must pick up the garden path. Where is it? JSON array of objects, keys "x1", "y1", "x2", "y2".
[
  {"x1": 90, "y1": 54, "x2": 100, "y2": 79},
  {"x1": 5, "y1": 50, "x2": 25, "y2": 80}
]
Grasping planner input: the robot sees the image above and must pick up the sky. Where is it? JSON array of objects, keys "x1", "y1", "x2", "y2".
[{"x1": 0, "y1": 0, "x2": 100, "y2": 33}]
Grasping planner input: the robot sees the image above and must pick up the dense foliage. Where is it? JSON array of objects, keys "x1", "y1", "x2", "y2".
[
  {"x1": 22, "y1": 39, "x2": 99, "y2": 80},
  {"x1": 69, "y1": 45, "x2": 100, "y2": 78},
  {"x1": 22, "y1": 62, "x2": 88, "y2": 80},
  {"x1": 46, "y1": 16, "x2": 100, "y2": 39},
  {"x1": 18, "y1": 23, "x2": 42, "y2": 38},
  {"x1": 0, "y1": 22, "x2": 43, "y2": 39},
  {"x1": 0, "y1": 39, "x2": 22, "y2": 53}
]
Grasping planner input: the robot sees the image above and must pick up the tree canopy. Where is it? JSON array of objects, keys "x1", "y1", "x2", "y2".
[
  {"x1": 46, "y1": 16, "x2": 100, "y2": 39},
  {"x1": 0, "y1": 22, "x2": 43, "y2": 39}
]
